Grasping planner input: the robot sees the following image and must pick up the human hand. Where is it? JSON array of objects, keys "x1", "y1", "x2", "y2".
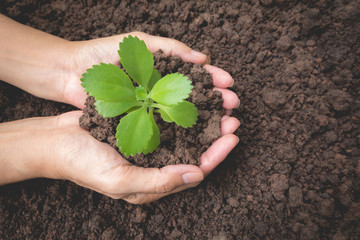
[
  {"x1": 0, "y1": 110, "x2": 238, "y2": 204},
  {"x1": 62, "y1": 32, "x2": 239, "y2": 110},
  {"x1": 1, "y1": 17, "x2": 239, "y2": 112}
]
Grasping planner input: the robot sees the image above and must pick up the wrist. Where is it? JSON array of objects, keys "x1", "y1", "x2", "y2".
[
  {"x1": 0, "y1": 15, "x2": 74, "y2": 104},
  {"x1": 0, "y1": 117, "x2": 62, "y2": 185}
]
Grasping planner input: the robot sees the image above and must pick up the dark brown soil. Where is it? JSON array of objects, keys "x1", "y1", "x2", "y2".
[
  {"x1": 1, "y1": 0, "x2": 360, "y2": 239},
  {"x1": 79, "y1": 52, "x2": 223, "y2": 167}
]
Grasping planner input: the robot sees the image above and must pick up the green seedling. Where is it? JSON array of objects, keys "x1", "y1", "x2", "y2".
[{"x1": 81, "y1": 36, "x2": 198, "y2": 156}]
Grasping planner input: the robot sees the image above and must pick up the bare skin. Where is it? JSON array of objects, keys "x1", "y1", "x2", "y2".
[{"x1": 0, "y1": 15, "x2": 240, "y2": 204}]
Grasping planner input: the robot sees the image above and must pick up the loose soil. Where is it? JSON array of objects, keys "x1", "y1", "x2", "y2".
[
  {"x1": 79, "y1": 52, "x2": 223, "y2": 167},
  {"x1": 1, "y1": 0, "x2": 360, "y2": 239}
]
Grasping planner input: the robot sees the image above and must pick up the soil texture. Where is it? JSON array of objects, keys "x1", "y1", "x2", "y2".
[
  {"x1": 79, "y1": 52, "x2": 223, "y2": 167},
  {"x1": 1, "y1": 0, "x2": 360, "y2": 239}
]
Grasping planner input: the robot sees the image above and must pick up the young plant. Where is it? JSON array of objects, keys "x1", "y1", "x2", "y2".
[{"x1": 81, "y1": 36, "x2": 198, "y2": 156}]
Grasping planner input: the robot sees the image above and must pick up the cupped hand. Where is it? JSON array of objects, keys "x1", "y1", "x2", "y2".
[
  {"x1": 62, "y1": 32, "x2": 239, "y2": 110},
  {"x1": 52, "y1": 111, "x2": 239, "y2": 204},
  {"x1": 0, "y1": 109, "x2": 238, "y2": 204},
  {"x1": 57, "y1": 32, "x2": 240, "y2": 203}
]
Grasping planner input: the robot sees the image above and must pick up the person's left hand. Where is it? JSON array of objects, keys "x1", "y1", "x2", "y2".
[{"x1": 0, "y1": 110, "x2": 239, "y2": 204}]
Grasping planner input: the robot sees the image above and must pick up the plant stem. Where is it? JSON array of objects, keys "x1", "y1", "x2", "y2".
[
  {"x1": 149, "y1": 106, "x2": 154, "y2": 116},
  {"x1": 151, "y1": 103, "x2": 162, "y2": 109}
]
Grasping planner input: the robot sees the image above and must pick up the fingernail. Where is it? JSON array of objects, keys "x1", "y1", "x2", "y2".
[
  {"x1": 230, "y1": 79, "x2": 235, "y2": 87},
  {"x1": 191, "y1": 50, "x2": 207, "y2": 58},
  {"x1": 236, "y1": 100, "x2": 240, "y2": 108},
  {"x1": 182, "y1": 172, "x2": 204, "y2": 184}
]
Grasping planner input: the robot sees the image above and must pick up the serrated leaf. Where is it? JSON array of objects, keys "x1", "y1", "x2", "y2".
[
  {"x1": 147, "y1": 69, "x2": 162, "y2": 91},
  {"x1": 157, "y1": 109, "x2": 174, "y2": 123},
  {"x1": 119, "y1": 36, "x2": 154, "y2": 90},
  {"x1": 116, "y1": 107, "x2": 153, "y2": 156},
  {"x1": 143, "y1": 113, "x2": 160, "y2": 154},
  {"x1": 149, "y1": 73, "x2": 193, "y2": 105},
  {"x1": 157, "y1": 101, "x2": 198, "y2": 128},
  {"x1": 94, "y1": 99, "x2": 142, "y2": 118},
  {"x1": 81, "y1": 63, "x2": 135, "y2": 101},
  {"x1": 135, "y1": 86, "x2": 147, "y2": 101}
]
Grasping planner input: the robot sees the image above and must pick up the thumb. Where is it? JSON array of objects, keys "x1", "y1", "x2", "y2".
[
  {"x1": 117, "y1": 164, "x2": 204, "y2": 195},
  {"x1": 87, "y1": 32, "x2": 207, "y2": 65},
  {"x1": 132, "y1": 32, "x2": 207, "y2": 64}
]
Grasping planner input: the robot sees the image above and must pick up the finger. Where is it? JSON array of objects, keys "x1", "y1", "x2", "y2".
[
  {"x1": 199, "y1": 134, "x2": 239, "y2": 176},
  {"x1": 204, "y1": 65, "x2": 234, "y2": 88},
  {"x1": 95, "y1": 179, "x2": 200, "y2": 203},
  {"x1": 88, "y1": 32, "x2": 207, "y2": 66},
  {"x1": 221, "y1": 116, "x2": 240, "y2": 136},
  {"x1": 56, "y1": 111, "x2": 83, "y2": 128},
  {"x1": 214, "y1": 88, "x2": 240, "y2": 109},
  {"x1": 133, "y1": 32, "x2": 207, "y2": 64},
  {"x1": 121, "y1": 181, "x2": 201, "y2": 204},
  {"x1": 112, "y1": 164, "x2": 204, "y2": 195}
]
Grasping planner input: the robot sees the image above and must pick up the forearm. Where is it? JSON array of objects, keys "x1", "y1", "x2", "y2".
[
  {"x1": 0, "y1": 14, "x2": 72, "y2": 102},
  {"x1": 0, "y1": 117, "x2": 58, "y2": 185}
]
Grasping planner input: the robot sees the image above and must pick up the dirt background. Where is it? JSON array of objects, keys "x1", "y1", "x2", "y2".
[{"x1": 1, "y1": 0, "x2": 360, "y2": 239}]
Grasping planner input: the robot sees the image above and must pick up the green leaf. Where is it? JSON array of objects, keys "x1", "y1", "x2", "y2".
[
  {"x1": 147, "y1": 69, "x2": 162, "y2": 91},
  {"x1": 157, "y1": 109, "x2": 174, "y2": 123},
  {"x1": 94, "y1": 99, "x2": 142, "y2": 118},
  {"x1": 135, "y1": 86, "x2": 147, "y2": 101},
  {"x1": 81, "y1": 63, "x2": 135, "y2": 101},
  {"x1": 119, "y1": 35, "x2": 154, "y2": 90},
  {"x1": 143, "y1": 113, "x2": 160, "y2": 154},
  {"x1": 157, "y1": 101, "x2": 198, "y2": 128},
  {"x1": 149, "y1": 73, "x2": 193, "y2": 105},
  {"x1": 116, "y1": 107, "x2": 153, "y2": 156}
]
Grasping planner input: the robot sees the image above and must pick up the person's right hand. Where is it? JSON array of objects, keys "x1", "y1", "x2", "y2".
[
  {"x1": 0, "y1": 111, "x2": 238, "y2": 204},
  {"x1": 61, "y1": 32, "x2": 239, "y2": 110}
]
